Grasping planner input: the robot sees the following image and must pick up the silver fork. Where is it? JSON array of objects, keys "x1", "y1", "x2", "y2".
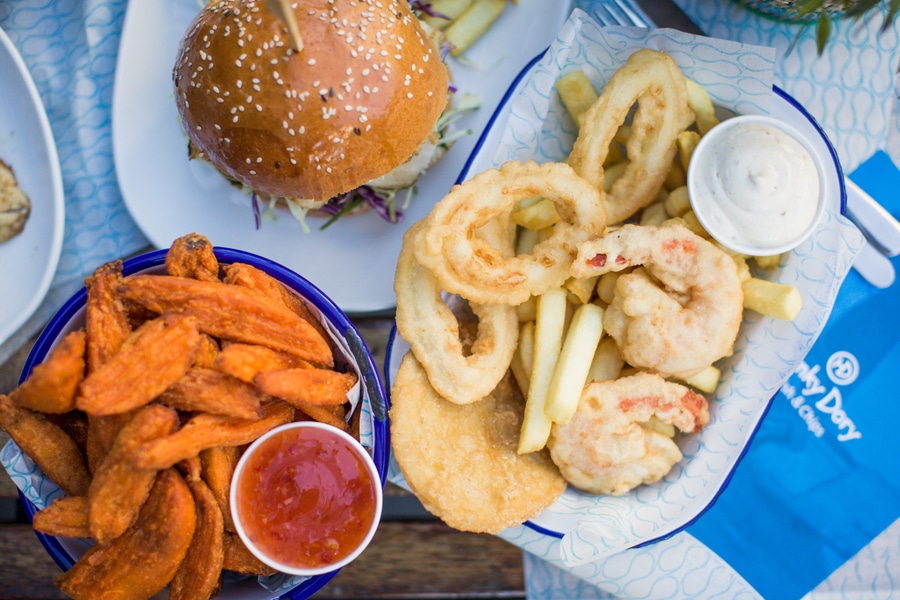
[{"x1": 590, "y1": 0, "x2": 900, "y2": 288}]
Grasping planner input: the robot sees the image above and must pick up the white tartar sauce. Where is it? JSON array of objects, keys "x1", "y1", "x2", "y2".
[{"x1": 689, "y1": 119, "x2": 821, "y2": 254}]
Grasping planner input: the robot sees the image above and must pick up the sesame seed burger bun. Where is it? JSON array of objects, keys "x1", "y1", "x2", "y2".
[{"x1": 173, "y1": 0, "x2": 450, "y2": 204}]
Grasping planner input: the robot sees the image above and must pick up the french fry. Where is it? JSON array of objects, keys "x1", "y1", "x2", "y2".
[
  {"x1": 544, "y1": 303, "x2": 605, "y2": 424},
  {"x1": 118, "y1": 274, "x2": 333, "y2": 367},
  {"x1": 595, "y1": 271, "x2": 620, "y2": 305},
  {"x1": 742, "y1": 277, "x2": 803, "y2": 320},
  {"x1": 0, "y1": 394, "x2": 91, "y2": 497},
  {"x1": 680, "y1": 210, "x2": 710, "y2": 238},
  {"x1": 556, "y1": 70, "x2": 598, "y2": 128},
  {"x1": 32, "y1": 496, "x2": 91, "y2": 539},
  {"x1": 10, "y1": 330, "x2": 85, "y2": 414},
  {"x1": 511, "y1": 197, "x2": 561, "y2": 230},
  {"x1": 420, "y1": 0, "x2": 474, "y2": 30},
  {"x1": 517, "y1": 288, "x2": 566, "y2": 454},
  {"x1": 157, "y1": 367, "x2": 265, "y2": 420},
  {"x1": 639, "y1": 201, "x2": 669, "y2": 227},
  {"x1": 586, "y1": 336, "x2": 624, "y2": 382},
  {"x1": 686, "y1": 78, "x2": 719, "y2": 135},
  {"x1": 753, "y1": 253, "x2": 784, "y2": 269},
  {"x1": 84, "y1": 261, "x2": 131, "y2": 373},
  {"x1": 518, "y1": 320, "x2": 535, "y2": 375},
  {"x1": 509, "y1": 350, "x2": 530, "y2": 397},
  {"x1": 291, "y1": 400, "x2": 350, "y2": 432},
  {"x1": 169, "y1": 478, "x2": 225, "y2": 600},
  {"x1": 665, "y1": 158, "x2": 687, "y2": 190},
  {"x1": 77, "y1": 314, "x2": 203, "y2": 416},
  {"x1": 134, "y1": 401, "x2": 295, "y2": 471},
  {"x1": 664, "y1": 185, "x2": 691, "y2": 218},
  {"x1": 564, "y1": 275, "x2": 599, "y2": 305},
  {"x1": 603, "y1": 161, "x2": 629, "y2": 192},
  {"x1": 165, "y1": 232, "x2": 220, "y2": 282},
  {"x1": 88, "y1": 403, "x2": 180, "y2": 543},
  {"x1": 516, "y1": 297, "x2": 537, "y2": 323},
  {"x1": 214, "y1": 342, "x2": 308, "y2": 384},
  {"x1": 680, "y1": 364, "x2": 721, "y2": 394},
  {"x1": 223, "y1": 531, "x2": 277, "y2": 576},
  {"x1": 254, "y1": 367, "x2": 356, "y2": 406},
  {"x1": 200, "y1": 445, "x2": 239, "y2": 532},
  {"x1": 57, "y1": 469, "x2": 197, "y2": 600},
  {"x1": 445, "y1": 0, "x2": 506, "y2": 57},
  {"x1": 192, "y1": 334, "x2": 220, "y2": 369},
  {"x1": 639, "y1": 415, "x2": 676, "y2": 438},
  {"x1": 223, "y1": 261, "x2": 331, "y2": 344},
  {"x1": 677, "y1": 130, "x2": 701, "y2": 172}
]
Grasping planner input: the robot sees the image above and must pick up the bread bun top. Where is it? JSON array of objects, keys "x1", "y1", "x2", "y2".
[{"x1": 173, "y1": 0, "x2": 449, "y2": 202}]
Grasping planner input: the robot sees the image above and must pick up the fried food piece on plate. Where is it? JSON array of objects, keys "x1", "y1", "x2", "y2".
[
  {"x1": 547, "y1": 372, "x2": 709, "y2": 496},
  {"x1": 133, "y1": 401, "x2": 294, "y2": 471},
  {"x1": 222, "y1": 531, "x2": 277, "y2": 576},
  {"x1": 87, "y1": 404, "x2": 180, "y2": 543},
  {"x1": 165, "y1": 232, "x2": 221, "y2": 282},
  {"x1": 291, "y1": 400, "x2": 350, "y2": 432},
  {"x1": 390, "y1": 353, "x2": 566, "y2": 534},
  {"x1": 56, "y1": 468, "x2": 197, "y2": 600},
  {"x1": 254, "y1": 366, "x2": 357, "y2": 406},
  {"x1": 395, "y1": 221, "x2": 518, "y2": 406},
  {"x1": 10, "y1": 330, "x2": 85, "y2": 414},
  {"x1": 0, "y1": 394, "x2": 91, "y2": 497},
  {"x1": 77, "y1": 313, "x2": 202, "y2": 416},
  {"x1": 84, "y1": 261, "x2": 135, "y2": 471},
  {"x1": 118, "y1": 274, "x2": 333, "y2": 366},
  {"x1": 169, "y1": 477, "x2": 225, "y2": 600},
  {"x1": 214, "y1": 342, "x2": 309, "y2": 384},
  {"x1": 571, "y1": 224, "x2": 743, "y2": 379},
  {"x1": 84, "y1": 261, "x2": 131, "y2": 373},
  {"x1": 200, "y1": 445, "x2": 239, "y2": 532},
  {"x1": 32, "y1": 496, "x2": 91, "y2": 539},
  {"x1": 568, "y1": 49, "x2": 694, "y2": 224},
  {"x1": 157, "y1": 367, "x2": 264, "y2": 420},
  {"x1": 223, "y1": 261, "x2": 330, "y2": 343},
  {"x1": 415, "y1": 160, "x2": 607, "y2": 306}
]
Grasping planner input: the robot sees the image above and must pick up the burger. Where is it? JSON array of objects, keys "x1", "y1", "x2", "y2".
[{"x1": 173, "y1": 0, "x2": 462, "y2": 229}]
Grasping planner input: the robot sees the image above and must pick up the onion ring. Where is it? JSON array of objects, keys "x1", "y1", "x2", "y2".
[
  {"x1": 568, "y1": 48, "x2": 694, "y2": 225},
  {"x1": 394, "y1": 222, "x2": 519, "y2": 405},
  {"x1": 415, "y1": 161, "x2": 607, "y2": 306}
]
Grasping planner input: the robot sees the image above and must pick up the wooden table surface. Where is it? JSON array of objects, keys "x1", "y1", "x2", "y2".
[{"x1": 0, "y1": 3, "x2": 695, "y2": 598}]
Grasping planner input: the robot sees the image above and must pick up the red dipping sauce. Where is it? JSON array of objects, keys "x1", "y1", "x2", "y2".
[{"x1": 231, "y1": 422, "x2": 382, "y2": 575}]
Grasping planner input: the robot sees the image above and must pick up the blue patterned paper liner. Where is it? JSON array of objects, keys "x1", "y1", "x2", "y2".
[
  {"x1": 387, "y1": 8, "x2": 863, "y2": 573},
  {"x1": 1, "y1": 248, "x2": 389, "y2": 600}
]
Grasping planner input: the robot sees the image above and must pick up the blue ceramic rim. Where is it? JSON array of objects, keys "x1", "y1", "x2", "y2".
[
  {"x1": 384, "y1": 49, "x2": 848, "y2": 544},
  {"x1": 18, "y1": 246, "x2": 390, "y2": 600}
]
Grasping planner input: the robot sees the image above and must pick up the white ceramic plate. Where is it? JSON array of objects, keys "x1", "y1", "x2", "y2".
[
  {"x1": 111, "y1": 0, "x2": 573, "y2": 314},
  {"x1": 0, "y1": 25, "x2": 65, "y2": 346},
  {"x1": 386, "y1": 15, "x2": 858, "y2": 562}
]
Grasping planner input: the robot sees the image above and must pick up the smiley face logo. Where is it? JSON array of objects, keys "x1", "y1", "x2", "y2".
[{"x1": 826, "y1": 351, "x2": 859, "y2": 386}]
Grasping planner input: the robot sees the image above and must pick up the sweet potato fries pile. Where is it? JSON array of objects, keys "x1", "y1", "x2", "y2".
[{"x1": 0, "y1": 233, "x2": 359, "y2": 600}]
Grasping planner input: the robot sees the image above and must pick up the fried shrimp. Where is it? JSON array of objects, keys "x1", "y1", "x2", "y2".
[
  {"x1": 395, "y1": 222, "x2": 519, "y2": 405},
  {"x1": 547, "y1": 372, "x2": 709, "y2": 496},
  {"x1": 568, "y1": 49, "x2": 694, "y2": 225},
  {"x1": 571, "y1": 224, "x2": 743, "y2": 379},
  {"x1": 415, "y1": 161, "x2": 607, "y2": 306}
]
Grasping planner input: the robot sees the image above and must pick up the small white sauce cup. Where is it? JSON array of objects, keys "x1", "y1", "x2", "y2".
[
  {"x1": 230, "y1": 421, "x2": 383, "y2": 578},
  {"x1": 687, "y1": 114, "x2": 827, "y2": 256}
]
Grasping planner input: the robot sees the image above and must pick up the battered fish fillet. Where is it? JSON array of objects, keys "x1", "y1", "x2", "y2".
[
  {"x1": 390, "y1": 353, "x2": 566, "y2": 534},
  {"x1": 0, "y1": 159, "x2": 30, "y2": 244}
]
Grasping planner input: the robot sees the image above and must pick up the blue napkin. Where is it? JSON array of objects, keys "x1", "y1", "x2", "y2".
[{"x1": 685, "y1": 150, "x2": 900, "y2": 599}]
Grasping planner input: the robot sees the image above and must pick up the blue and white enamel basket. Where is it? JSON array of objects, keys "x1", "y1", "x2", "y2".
[{"x1": 386, "y1": 9, "x2": 862, "y2": 569}]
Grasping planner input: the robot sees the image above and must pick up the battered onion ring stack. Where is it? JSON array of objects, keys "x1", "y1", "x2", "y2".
[{"x1": 568, "y1": 48, "x2": 694, "y2": 224}]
